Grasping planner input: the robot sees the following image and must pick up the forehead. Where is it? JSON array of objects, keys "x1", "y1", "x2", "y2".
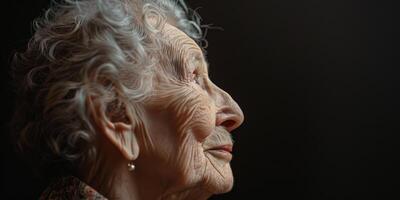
[{"x1": 160, "y1": 23, "x2": 204, "y2": 59}]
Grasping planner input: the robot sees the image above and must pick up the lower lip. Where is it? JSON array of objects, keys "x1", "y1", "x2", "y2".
[{"x1": 206, "y1": 149, "x2": 233, "y2": 161}]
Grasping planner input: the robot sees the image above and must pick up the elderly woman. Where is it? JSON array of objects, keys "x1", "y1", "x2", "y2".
[{"x1": 11, "y1": 0, "x2": 244, "y2": 199}]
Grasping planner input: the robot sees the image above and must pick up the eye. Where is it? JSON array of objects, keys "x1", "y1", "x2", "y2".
[
  {"x1": 191, "y1": 71, "x2": 201, "y2": 85},
  {"x1": 187, "y1": 55, "x2": 204, "y2": 85}
]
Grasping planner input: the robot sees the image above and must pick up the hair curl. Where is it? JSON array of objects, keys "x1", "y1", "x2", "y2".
[{"x1": 11, "y1": 0, "x2": 204, "y2": 177}]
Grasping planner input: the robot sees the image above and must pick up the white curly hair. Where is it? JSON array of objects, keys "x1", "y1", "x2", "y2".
[{"x1": 11, "y1": 0, "x2": 204, "y2": 177}]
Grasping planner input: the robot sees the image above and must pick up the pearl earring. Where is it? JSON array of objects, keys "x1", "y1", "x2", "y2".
[{"x1": 128, "y1": 161, "x2": 135, "y2": 171}]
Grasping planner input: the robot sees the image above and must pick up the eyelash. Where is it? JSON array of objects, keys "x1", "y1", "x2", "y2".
[{"x1": 191, "y1": 70, "x2": 201, "y2": 84}]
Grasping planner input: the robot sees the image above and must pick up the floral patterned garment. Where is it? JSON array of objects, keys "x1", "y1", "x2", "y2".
[{"x1": 39, "y1": 176, "x2": 107, "y2": 200}]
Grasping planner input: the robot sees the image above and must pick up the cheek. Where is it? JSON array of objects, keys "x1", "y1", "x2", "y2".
[
  {"x1": 188, "y1": 94, "x2": 215, "y2": 141},
  {"x1": 143, "y1": 84, "x2": 216, "y2": 185},
  {"x1": 148, "y1": 83, "x2": 216, "y2": 142}
]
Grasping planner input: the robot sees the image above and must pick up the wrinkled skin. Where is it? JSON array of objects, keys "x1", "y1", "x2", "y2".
[{"x1": 133, "y1": 23, "x2": 245, "y2": 199}]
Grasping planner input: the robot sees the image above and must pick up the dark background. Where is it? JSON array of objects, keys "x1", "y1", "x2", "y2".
[{"x1": 1, "y1": 0, "x2": 399, "y2": 199}]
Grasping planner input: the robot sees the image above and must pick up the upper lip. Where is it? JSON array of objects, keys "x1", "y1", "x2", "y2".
[{"x1": 206, "y1": 144, "x2": 233, "y2": 153}]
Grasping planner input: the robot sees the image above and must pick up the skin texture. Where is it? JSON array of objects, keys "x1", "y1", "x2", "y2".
[{"x1": 84, "y1": 23, "x2": 244, "y2": 200}]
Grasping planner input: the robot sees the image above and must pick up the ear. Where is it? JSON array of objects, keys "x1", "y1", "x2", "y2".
[{"x1": 87, "y1": 96, "x2": 140, "y2": 161}]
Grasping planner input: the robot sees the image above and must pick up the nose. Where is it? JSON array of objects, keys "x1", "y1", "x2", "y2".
[{"x1": 214, "y1": 85, "x2": 244, "y2": 132}]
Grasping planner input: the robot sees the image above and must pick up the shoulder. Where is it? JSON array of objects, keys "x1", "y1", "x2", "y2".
[{"x1": 39, "y1": 176, "x2": 107, "y2": 200}]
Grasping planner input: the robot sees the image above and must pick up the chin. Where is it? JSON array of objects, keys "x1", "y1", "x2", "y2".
[
  {"x1": 203, "y1": 156, "x2": 234, "y2": 194},
  {"x1": 213, "y1": 167, "x2": 234, "y2": 194}
]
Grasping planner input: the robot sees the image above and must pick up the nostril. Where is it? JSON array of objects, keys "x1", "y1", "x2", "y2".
[
  {"x1": 221, "y1": 119, "x2": 236, "y2": 131},
  {"x1": 216, "y1": 105, "x2": 244, "y2": 132},
  {"x1": 214, "y1": 95, "x2": 244, "y2": 132}
]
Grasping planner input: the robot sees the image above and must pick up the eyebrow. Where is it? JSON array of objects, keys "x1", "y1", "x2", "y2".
[
  {"x1": 168, "y1": 43, "x2": 207, "y2": 76},
  {"x1": 163, "y1": 32, "x2": 209, "y2": 76},
  {"x1": 186, "y1": 43, "x2": 212, "y2": 74},
  {"x1": 188, "y1": 50, "x2": 209, "y2": 73}
]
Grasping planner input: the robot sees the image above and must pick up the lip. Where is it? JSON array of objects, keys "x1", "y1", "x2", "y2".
[
  {"x1": 205, "y1": 144, "x2": 233, "y2": 161},
  {"x1": 207, "y1": 144, "x2": 233, "y2": 153}
]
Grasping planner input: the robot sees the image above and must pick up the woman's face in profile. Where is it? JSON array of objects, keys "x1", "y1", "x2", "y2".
[{"x1": 135, "y1": 23, "x2": 244, "y2": 195}]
